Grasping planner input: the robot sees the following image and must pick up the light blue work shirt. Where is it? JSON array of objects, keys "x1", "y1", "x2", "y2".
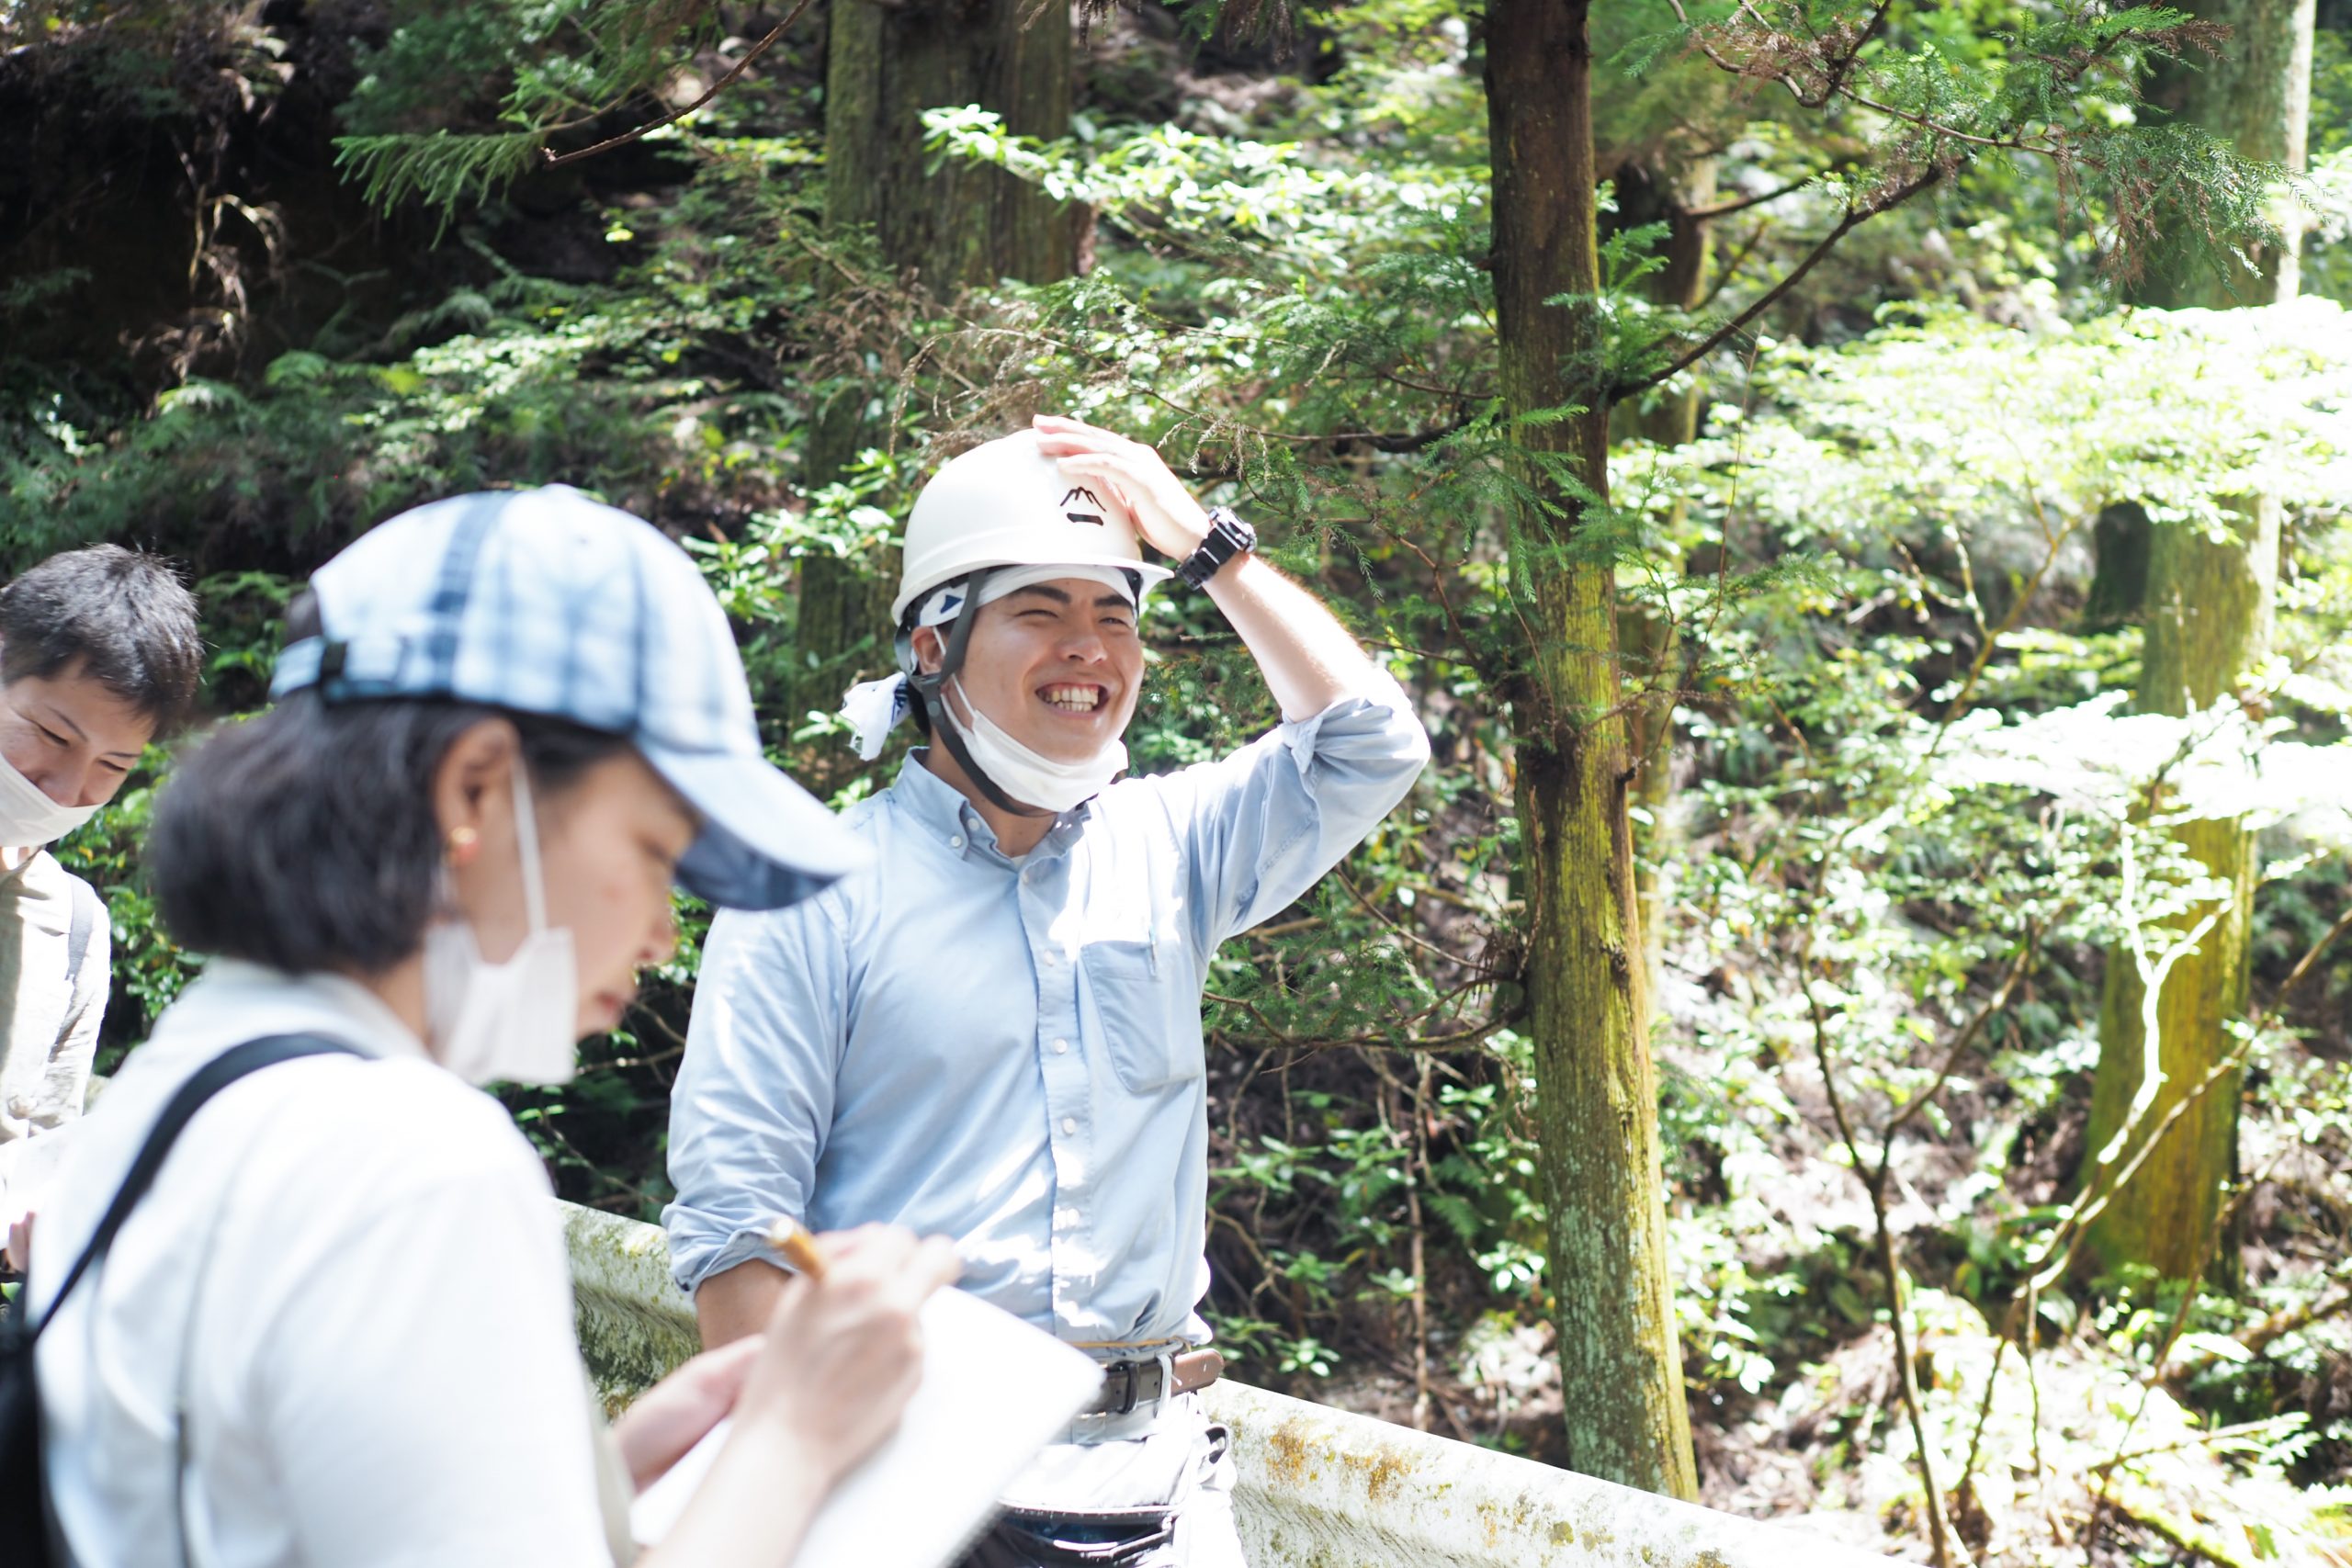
[{"x1": 663, "y1": 681, "x2": 1428, "y2": 1349}]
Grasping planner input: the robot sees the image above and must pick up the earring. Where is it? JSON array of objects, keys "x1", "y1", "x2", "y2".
[{"x1": 447, "y1": 825, "x2": 481, "y2": 866}]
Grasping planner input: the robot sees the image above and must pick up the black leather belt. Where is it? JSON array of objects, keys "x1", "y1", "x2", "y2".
[{"x1": 1078, "y1": 1348, "x2": 1225, "y2": 1417}]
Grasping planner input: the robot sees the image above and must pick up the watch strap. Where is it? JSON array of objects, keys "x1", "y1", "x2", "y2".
[{"x1": 1177, "y1": 507, "x2": 1255, "y2": 589}]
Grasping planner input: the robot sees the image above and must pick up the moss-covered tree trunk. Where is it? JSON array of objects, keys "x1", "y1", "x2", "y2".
[
  {"x1": 2137, "y1": 0, "x2": 2314, "y2": 309},
  {"x1": 792, "y1": 0, "x2": 1079, "y2": 739},
  {"x1": 2086, "y1": 498, "x2": 2281, "y2": 1280},
  {"x1": 2083, "y1": 0, "x2": 2309, "y2": 1282},
  {"x1": 1487, "y1": 0, "x2": 1698, "y2": 1498}
]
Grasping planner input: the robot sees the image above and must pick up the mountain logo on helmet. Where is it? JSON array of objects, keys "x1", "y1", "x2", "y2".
[{"x1": 1059, "y1": 486, "x2": 1107, "y2": 526}]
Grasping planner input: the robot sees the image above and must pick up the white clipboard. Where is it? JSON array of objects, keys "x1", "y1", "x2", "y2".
[{"x1": 629, "y1": 1287, "x2": 1104, "y2": 1568}]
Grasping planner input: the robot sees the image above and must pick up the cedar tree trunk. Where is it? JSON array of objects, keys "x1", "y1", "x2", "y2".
[
  {"x1": 793, "y1": 0, "x2": 1080, "y2": 737},
  {"x1": 1487, "y1": 0, "x2": 1699, "y2": 1498},
  {"x1": 2084, "y1": 0, "x2": 2311, "y2": 1282}
]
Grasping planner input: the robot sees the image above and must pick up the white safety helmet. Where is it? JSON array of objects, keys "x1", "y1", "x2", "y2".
[{"x1": 890, "y1": 431, "x2": 1174, "y2": 626}]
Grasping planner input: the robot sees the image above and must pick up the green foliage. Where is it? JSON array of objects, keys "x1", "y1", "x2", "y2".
[
  {"x1": 334, "y1": 0, "x2": 742, "y2": 216},
  {"x1": 5, "y1": 0, "x2": 2350, "y2": 1555},
  {"x1": 335, "y1": 131, "x2": 547, "y2": 230}
]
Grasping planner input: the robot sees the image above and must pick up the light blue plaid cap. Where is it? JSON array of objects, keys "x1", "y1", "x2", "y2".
[{"x1": 270, "y1": 486, "x2": 867, "y2": 910}]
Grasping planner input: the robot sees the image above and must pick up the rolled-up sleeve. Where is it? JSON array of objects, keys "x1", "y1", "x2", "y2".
[
  {"x1": 662, "y1": 899, "x2": 847, "y2": 1297},
  {"x1": 1161, "y1": 673, "x2": 1430, "y2": 947}
]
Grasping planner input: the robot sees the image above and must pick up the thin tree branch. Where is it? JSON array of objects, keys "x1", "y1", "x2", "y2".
[
  {"x1": 1616, "y1": 169, "x2": 1941, "y2": 399},
  {"x1": 1802, "y1": 961, "x2": 1964, "y2": 1568},
  {"x1": 542, "y1": 1, "x2": 815, "y2": 170},
  {"x1": 1336, "y1": 866, "x2": 1494, "y2": 972},
  {"x1": 1883, "y1": 927, "x2": 2041, "y2": 1142},
  {"x1": 1685, "y1": 177, "x2": 1816, "y2": 220}
]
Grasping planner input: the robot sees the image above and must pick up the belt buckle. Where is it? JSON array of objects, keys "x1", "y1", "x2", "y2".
[{"x1": 1100, "y1": 1355, "x2": 1170, "y2": 1417}]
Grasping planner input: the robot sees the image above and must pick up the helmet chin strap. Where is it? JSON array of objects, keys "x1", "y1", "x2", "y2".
[{"x1": 900, "y1": 569, "x2": 1055, "y2": 820}]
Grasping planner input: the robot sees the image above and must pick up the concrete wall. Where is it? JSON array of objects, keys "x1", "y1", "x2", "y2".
[{"x1": 560, "y1": 1202, "x2": 1894, "y2": 1568}]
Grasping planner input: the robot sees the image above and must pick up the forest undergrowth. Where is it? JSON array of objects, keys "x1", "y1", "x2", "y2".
[{"x1": 6, "y1": 1, "x2": 2352, "y2": 1562}]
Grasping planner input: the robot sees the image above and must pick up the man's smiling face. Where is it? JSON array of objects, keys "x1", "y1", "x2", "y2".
[
  {"x1": 0, "y1": 659, "x2": 156, "y2": 815},
  {"x1": 921, "y1": 578, "x2": 1144, "y2": 763}
]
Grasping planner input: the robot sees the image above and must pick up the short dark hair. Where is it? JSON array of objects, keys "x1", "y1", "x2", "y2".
[
  {"x1": 0, "y1": 546, "x2": 202, "y2": 737},
  {"x1": 149, "y1": 689, "x2": 633, "y2": 976}
]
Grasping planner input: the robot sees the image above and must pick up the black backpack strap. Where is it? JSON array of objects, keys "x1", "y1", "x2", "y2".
[{"x1": 28, "y1": 1034, "x2": 364, "y2": 1340}]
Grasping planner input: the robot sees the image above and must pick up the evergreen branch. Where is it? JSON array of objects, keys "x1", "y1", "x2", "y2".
[
  {"x1": 1792, "y1": 0, "x2": 1896, "y2": 110},
  {"x1": 1684, "y1": 176, "x2": 1816, "y2": 220},
  {"x1": 541, "y1": 0, "x2": 816, "y2": 170},
  {"x1": 2091, "y1": 1416, "x2": 2313, "y2": 1474},
  {"x1": 2226, "y1": 1281, "x2": 2352, "y2": 1361},
  {"x1": 334, "y1": 130, "x2": 546, "y2": 227},
  {"x1": 1204, "y1": 976, "x2": 1516, "y2": 1053},
  {"x1": 1617, "y1": 167, "x2": 1940, "y2": 398}
]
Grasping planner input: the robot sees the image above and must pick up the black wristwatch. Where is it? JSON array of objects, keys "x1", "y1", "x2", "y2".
[{"x1": 1176, "y1": 507, "x2": 1257, "y2": 588}]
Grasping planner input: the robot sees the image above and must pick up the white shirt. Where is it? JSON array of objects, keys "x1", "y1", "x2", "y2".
[
  {"x1": 0, "y1": 850, "x2": 110, "y2": 1225},
  {"x1": 30, "y1": 961, "x2": 615, "y2": 1568}
]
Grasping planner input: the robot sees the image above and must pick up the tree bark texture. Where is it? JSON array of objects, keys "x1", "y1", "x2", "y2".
[
  {"x1": 1487, "y1": 0, "x2": 1698, "y2": 1499},
  {"x1": 2138, "y1": 0, "x2": 2315, "y2": 307},
  {"x1": 823, "y1": 0, "x2": 1079, "y2": 290},
  {"x1": 2085, "y1": 498, "x2": 2281, "y2": 1281},
  {"x1": 2084, "y1": 0, "x2": 2310, "y2": 1283},
  {"x1": 793, "y1": 0, "x2": 1079, "y2": 736}
]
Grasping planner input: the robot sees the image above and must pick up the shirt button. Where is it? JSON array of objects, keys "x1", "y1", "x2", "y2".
[
  {"x1": 1040, "y1": 952, "x2": 1057, "y2": 968},
  {"x1": 1060, "y1": 1117, "x2": 1078, "y2": 1135},
  {"x1": 947, "y1": 834, "x2": 964, "y2": 850},
  {"x1": 1052, "y1": 1038, "x2": 1069, "y2": 1055}
]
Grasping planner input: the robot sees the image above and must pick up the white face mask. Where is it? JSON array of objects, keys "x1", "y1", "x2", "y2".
[
  {"x1": 941, "y1": 676, "x2": 1127, "y2": 814},
  {"x1": 422, "y1": 764, "x2": 581, "y2": 1087},
  {"x1": 0, "y1": 751, "x2": 100, "y2": 851}
]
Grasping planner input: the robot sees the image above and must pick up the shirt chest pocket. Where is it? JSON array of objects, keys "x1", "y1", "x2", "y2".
[{"x1": 1079, "y1": 939, "x2": 1206, "y2": 1094}]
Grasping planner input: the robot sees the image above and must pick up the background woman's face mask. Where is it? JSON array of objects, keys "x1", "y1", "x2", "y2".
[
  {"x1": 0, "y1": 752, "x2": 100, "y2": 850},
  {"x1": 424, "y1": 764, "x2": 581, "y2": 1086}
]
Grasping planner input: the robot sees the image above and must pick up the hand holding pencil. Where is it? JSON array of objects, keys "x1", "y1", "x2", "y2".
[
  {"x1": 728, "y1": 1221, "x2": 961, "y2": 1481},
  {"x1": 765, "y1": 1216, "x2": 833, "y2": 1279}
]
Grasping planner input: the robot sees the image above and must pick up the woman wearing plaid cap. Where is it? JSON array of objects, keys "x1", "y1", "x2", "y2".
[{"x1": 19, "y1": 489, "x2": 952, "y2": 1567}]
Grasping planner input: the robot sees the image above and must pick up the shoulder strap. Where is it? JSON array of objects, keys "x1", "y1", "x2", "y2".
[
  {"x1": 61, "y1": 877, "x2": 100, "y2": 998},
  {"x1": 28, "y1": 1034, "x2": 365, "y2": 1339}
]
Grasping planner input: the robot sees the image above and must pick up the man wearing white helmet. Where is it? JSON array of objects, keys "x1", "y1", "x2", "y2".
[{"x1": 665, "y1": 413, "x2": 1430, "y2": 1564}]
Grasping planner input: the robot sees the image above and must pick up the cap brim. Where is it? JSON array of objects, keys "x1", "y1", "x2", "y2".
[
  {"x1": 641, "y1": 743, "x2": 870, "y2": 911},
  {"x1": 892, "y1": 555, "x2": 1176, "y2": 625}
]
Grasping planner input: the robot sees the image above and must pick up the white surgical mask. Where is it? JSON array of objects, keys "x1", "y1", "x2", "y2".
[
  {"x1": 0, "y1": 752, "x2": 100, "y2": 850},
  {"x1": 941, "y1": 676, "x2": 1126, "y2": 814},
  {"x1": 423, "y1": 764, "x2": 581, "y2": 1087}
]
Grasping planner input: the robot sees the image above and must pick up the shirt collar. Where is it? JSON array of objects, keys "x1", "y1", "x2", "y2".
[
  {"x1": 156, "y1": 958, "x2": 434, "y2": 1064},
  {"x1": 888, "y1": 750, "x2": 1089, "y2": 863},
  {"x1": 889, "y1": 750, "x2": 982, "y2": 838}
]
